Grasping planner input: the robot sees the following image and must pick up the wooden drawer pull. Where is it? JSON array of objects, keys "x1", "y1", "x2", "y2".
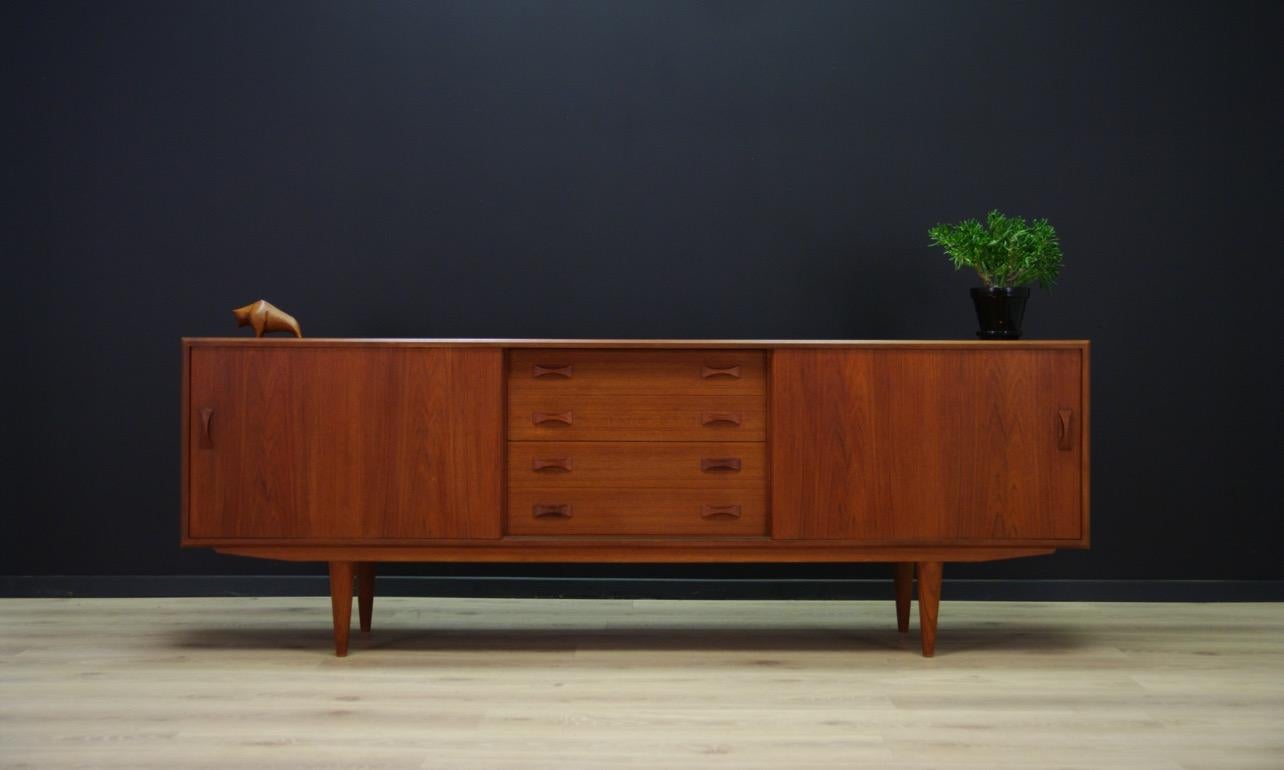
[
  {"x1": 1057, "y1": 408, "x2": 1073, "y2": 451},
  {"x1": 700, "y1": 457, "x2": 742, "y2": 472},
  {"x1": 701, "y1": 364, "x2": 742, "y2": 379},
  {"x1": 532, "y1": 458, "x2": 574, "y2": 472},
  {"x1": 532, "y1": 411, "x2": 573, "y2": 426},
  {"x1": 701, "y1": 411, "x2": 742, "y2": 427},
  {"x1": 533, "y1": 504, "x2": 572, "y2": 519},
  {"x1": 700, "y1": 504, "x2": 742, "y2": 520},
  {"x1": 199, "y1": 407, "x2": 214, "y2": 448},
  {"x1": 532, "y1": 364, "x2": 573, "y2": 379}
]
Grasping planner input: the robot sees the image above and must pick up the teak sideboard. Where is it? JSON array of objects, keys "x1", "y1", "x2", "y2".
[{"x1": 181, "y1": 338, "x2": 1090, "y2": 657}]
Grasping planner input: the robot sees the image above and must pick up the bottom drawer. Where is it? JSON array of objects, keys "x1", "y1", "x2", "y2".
[{"x1": 507, "y1": 489, "x2": 767, "y2": 536}]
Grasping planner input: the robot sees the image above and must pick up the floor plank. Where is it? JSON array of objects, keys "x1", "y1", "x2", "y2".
[{"x1": 1, "y1": 598, "x2": 1282, "y2": 768}]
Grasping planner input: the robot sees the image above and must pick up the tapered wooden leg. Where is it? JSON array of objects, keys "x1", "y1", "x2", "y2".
[
  {"x1": 894, "y1": 562, "x2": 914, "y2": 633},
  {"x1": 916, "y1": 561, "x2": 943, "y2": 657},
  {"x1": 328, "y1": 561, "x2": 354, "y2": 657},
  {"x1": 357, "y1": 562, "x2": 375, "y2": 633}
]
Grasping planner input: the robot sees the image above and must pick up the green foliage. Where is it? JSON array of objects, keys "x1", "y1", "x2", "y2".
[{"x1": 927, "y1": 210, "x2": 1063, "y2": 289}]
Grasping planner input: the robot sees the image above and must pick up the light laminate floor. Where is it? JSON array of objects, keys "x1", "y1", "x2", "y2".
[{"x1": 1, "y1": 597, "x2": 1282, "y2": 769}]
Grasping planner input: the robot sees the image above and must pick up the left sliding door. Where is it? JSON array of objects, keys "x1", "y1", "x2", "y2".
[{"x1": 185, "y1": 345, "x2": 503, "y2": 541}]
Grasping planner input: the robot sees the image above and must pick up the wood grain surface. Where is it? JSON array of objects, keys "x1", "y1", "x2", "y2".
[
  {"x1": 506, "y1": 488, "x2": 768, "y2": 536},
  {"x1": 509, "y1": 349, "x2": 767, "y2": 395},
  {"x1": 185, "y1": 337, "x2": 1090, "y2": 349},
  {"x1": 508, "y1": 442, "x2": 766, "y2": 488},
  {"x1": 772, "y1": 348, "x2": 1086, "y2": 543},
  {"x1": 327, "y1": 561, "x2": 353, "y2": 657},
  {"x1": 2, "y1": 597, "x2": 1279, "y2": 769},
  {"x1": 916, "y1": 561, "x2": 943, "y2": 657},
  {"x1": 185, "y1": 346, "x2": 503, "y2": 541},
  {"x1": 213, "y1": 545, "x2": 1056, "y2": 563},
  {"x1": 508, "y1": 392, "x2": 767, "y2": 442}
]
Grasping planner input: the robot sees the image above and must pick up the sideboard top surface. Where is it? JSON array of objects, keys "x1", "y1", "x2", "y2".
[{"x1": 183, "y1": 338, "x2": 1089, "y2": 350}]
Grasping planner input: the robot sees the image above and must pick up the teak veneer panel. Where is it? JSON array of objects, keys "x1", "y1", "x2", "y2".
[
  {"x1": 508, "y1": 441, "x2": 767, "y2": 488},
  {"x1": 507, "y1": 488, "x2": 768, "y2": 536},
  {"x1": 215, "y1": 544, "x2": 1056, "y2": 562},
  {"x1": 508, "y1": 393, "x2": 767, "y2": 442},
  {"x1": 771, "y1": 348, "x2": 1085, "y2": 542},
  {"x1": 185, "y1": 338, "x2": 1088, "y2": 349},
  {"x1": 509, "y1": 349, "x2": 767, "y2": 395},
  {"x1": 186, "y1": 346, "x2": 503, "y2": 541}
]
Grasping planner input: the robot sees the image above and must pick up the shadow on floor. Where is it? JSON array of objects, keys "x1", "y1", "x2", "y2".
[{"x1": 170, "y1": 622, "x2": 1091, "y2": 659}]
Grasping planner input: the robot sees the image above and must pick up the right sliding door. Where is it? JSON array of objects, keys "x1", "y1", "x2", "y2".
[{"x1": 771, "y1": 347, "x2": 1086, "y2": 543}]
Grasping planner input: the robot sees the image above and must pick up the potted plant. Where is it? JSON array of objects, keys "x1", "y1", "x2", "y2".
[{"x1": 928, "y1": 210, "x2": 1063, "y2": 339}]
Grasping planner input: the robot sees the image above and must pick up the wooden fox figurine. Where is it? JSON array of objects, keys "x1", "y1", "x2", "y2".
[{"x1": 232, "y1": 299, "x2": 302, "y2": 338}]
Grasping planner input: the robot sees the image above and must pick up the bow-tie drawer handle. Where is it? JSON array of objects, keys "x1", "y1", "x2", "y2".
[
  {"x1": 700, "y1": 504, "x2": 742, "y2": 520},
  {"x1": 700, "y1": 457, "x2": 742, "y2": 472},
  {"x1": 532, "y1": 458, "x2": 574, "y2": 472},
  {"x1": 533, "y1": 504, "x2": 573, "y2": 519},
  {"x1": 532, "y1": 364, "x2": 573, "y2": 379},
  {"x1": 701, "y1": 364, "x2": 742, "y2": 379},
  {"x1": 532, "y1": 411, "x2": 574, "y2": 426}
]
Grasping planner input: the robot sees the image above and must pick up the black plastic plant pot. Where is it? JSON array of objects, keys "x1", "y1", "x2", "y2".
[{"x1": 970, "y1": 287, "x2": 1030, "y2": 339}]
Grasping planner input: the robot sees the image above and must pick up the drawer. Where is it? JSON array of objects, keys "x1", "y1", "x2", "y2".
[
  {"x1": 509, "y1": 350, "x2": 766, "y2": 396},
  {"x1": 507, "y1": 489, "x2": 767, "y2": 536},
  {"x1": 509, "y1": 442, "x2": 766, "y2": 489},
  {"x1": 508, "y1": 393, "x2": 766, "y2": 441}
]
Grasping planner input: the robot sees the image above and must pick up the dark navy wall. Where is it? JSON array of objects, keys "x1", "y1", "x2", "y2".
[{"x1": 5, "y1": 1, "x2": 1281, "y2": 586}]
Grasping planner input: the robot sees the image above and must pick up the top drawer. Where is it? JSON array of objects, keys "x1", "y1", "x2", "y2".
[{"x1": 509, "y1": 350, "x2": 766, "y2": 396}]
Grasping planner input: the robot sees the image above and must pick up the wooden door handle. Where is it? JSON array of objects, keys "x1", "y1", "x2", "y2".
[
  {"x1": 532, "y1": 364, "x2": 573, "y2": 379},
  {"x1": 532, "y1": 458, "x2": 574, "y2": 472},
  {"x1": 701, "y1": 412, "x2": 742, "y2": 427},
  {"x1": 532, "y1": 504, "x2": 572, "y2": 518},
  {"x1": 700, "y1": 504, "x2": 742, "y2": 520},
  {"x1": 1057, "y1": 408, "x2": 1073, "y2": 451},
  {"x1": 700, "y1": 457, "x2": 742, "y2": 472},
  {"x1": 701, "y1": 364, "x2": 741, "y2": 379},
  {"x1": 532, "y1": 411, "x2": 573, "y2": 426},
  {"x1": 199, "y1": 407, "x2": 214, "y2": 448}
]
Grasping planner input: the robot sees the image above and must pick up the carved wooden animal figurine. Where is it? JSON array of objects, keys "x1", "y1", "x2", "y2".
[{"x1": 232, "y1": 299, "x2": 302, "y2": 338}]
